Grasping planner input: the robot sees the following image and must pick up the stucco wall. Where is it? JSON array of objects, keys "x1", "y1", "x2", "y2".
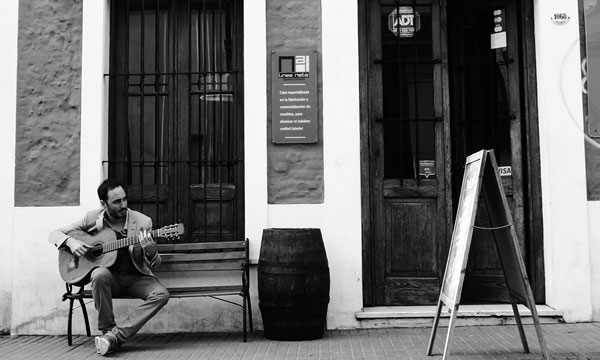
[
  {"x1": 14, "y1": 0, "x2": 82, "y2": 206},
  {"x1": 266, "y1": 0, "x2": 324, "y2": 204}
]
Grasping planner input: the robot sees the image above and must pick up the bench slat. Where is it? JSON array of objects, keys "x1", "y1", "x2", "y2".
[
  {"x1": 169, "y1": 285, "x2": 243, "y2": 297},
  {"x1": 157, "y1": 241, "x2": 246, "y2": 252},
  {"x1": 154, "y1": 262, "x2": 244, "y2": 272},
  {"x1": 160, "y1": 251, "x2": 246, "y2": 263}
]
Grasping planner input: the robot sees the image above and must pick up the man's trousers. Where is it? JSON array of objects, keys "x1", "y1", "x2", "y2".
[{"x1": 90, "y1": 267, "x2": 170, "y2": 345}]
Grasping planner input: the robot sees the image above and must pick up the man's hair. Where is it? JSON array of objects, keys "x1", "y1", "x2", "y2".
[{"x1": 97, "y1": 178, "x2": 124, "y2": 202}]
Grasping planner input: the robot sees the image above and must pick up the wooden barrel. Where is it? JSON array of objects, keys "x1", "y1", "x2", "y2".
[{"x1": 258, "y1": 228, "x2": 330, "y2": 340}]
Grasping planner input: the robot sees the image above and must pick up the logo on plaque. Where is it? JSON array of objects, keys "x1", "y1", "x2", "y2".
[{"x1": 278, "y1": 55, "x2": 310, "y2": 78}]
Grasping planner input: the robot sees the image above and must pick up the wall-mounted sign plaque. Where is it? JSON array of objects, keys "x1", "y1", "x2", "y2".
[{"x1": 271, "y1": 50, "x2": 318, "y2": 144}]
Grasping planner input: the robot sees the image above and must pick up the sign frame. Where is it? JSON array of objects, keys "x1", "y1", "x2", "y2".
[
  {"x1": 271, "y1": 50, "x2": 319, "y2": 144},
  {"x1": 426, "y1": 149, "x2": 549, "y2": 360}
]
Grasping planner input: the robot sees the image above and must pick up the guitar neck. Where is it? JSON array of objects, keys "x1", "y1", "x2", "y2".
[{"x1": 102, "y1": 229, "x2": 159, "y2": 253}]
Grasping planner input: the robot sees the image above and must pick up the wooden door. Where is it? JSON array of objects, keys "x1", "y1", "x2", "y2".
[
  {"x1": 364, "y1": 0, "x2": 451, "y2": 306},
  {"x1": 361, "y1": 0, "x2": 543, "y2": 305},
  {"x1": 448, "y1": 0, "x2": 525, "y2": 302},
  {"x1": 107, "y1": 0, "x2": 244, "y2": 243}
]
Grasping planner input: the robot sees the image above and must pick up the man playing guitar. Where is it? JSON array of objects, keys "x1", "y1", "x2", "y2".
[{"x1": 49, "y1": 178, "x2": 170, "y2": 356}]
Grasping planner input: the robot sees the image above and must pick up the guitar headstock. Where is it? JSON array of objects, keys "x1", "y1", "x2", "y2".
[{"x1": 157, "y1": 223, "x2": 185, "y2": 241}]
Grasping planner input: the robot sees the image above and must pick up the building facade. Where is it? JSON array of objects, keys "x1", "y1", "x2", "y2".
[{"x1": 0, "y1": 0, "x2": 598, "y2": 335}]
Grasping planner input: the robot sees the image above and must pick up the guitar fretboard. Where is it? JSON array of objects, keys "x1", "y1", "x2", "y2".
[{"x1": 101, "y1": 229, "x2": 160, "y2": 253}]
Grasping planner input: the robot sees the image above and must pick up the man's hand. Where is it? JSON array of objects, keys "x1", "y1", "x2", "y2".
[
  {"x1": 139, "y1": 229, "x2": 157, "y2": 259},
  {"x1": 67, "y1": 238, "x2": 92, "y2": 257}
]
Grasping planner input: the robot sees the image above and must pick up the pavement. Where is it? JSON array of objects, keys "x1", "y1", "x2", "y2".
[{"x1": 1, "y1": 323, "x2": 600, "y2": 360}]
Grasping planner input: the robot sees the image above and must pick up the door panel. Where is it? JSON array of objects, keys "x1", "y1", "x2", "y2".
[{"x1": 384, "y1": 199, "x2": 440, "y2": 304}]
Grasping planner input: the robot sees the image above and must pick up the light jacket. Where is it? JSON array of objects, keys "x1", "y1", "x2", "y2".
[{"x1": 49, "y1": 208, "x2": 161, "y2": 276}]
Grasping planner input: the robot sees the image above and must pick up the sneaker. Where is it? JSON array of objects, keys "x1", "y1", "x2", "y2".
[{"x1": 95, "y1": 331, "x2": 118, "y2": 356}]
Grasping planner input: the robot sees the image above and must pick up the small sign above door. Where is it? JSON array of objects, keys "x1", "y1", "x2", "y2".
[{"x1": 388, "y1": 7, "x2": 421, "y2": 38}]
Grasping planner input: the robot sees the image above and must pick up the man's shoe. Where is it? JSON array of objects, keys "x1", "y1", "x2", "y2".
[{"x1": 95, "y1": 331, "x2": 118, "y2": 356}]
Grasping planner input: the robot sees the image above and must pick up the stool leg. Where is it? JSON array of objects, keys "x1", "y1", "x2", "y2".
[
  {"x1": 67, "y1": 299, "x2": 74, "y2": 346},
  {"x1": 242, "y1": 295, "x2": 247, "y2": 342},
  {"x1": 79, "y1": 298, "x2": 91, "y2": 337},
  {"x1": 247, "y1": 293, "x2": 253, "y2": 332}
]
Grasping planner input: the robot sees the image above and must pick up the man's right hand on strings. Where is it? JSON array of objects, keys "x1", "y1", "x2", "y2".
[{"x1": 67, "y1": 238, "x2": 93, "y2": 257}]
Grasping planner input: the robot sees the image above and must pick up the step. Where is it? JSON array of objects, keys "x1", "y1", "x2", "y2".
[{"x1": 355, "y1": 304, "x2": 563, "y2": 328}]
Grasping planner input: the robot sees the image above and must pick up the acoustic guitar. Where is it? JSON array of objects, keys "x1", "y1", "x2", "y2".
[{"x1": 58, "y1": 223, "x2": 185, "y2": 285}]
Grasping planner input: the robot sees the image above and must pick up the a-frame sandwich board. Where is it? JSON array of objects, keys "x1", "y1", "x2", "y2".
[{"x1": 426, "y1": 149, "x2": 549, "y2": 360}]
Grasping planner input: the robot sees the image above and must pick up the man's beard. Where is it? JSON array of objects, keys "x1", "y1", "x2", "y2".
[{"x1": 108, "y1": 208, "x2": 127, "y2": 219}]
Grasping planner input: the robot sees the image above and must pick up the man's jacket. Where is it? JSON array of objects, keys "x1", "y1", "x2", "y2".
[{"x1": 49, "y1": 208, "x2": 161, "y2": 276}]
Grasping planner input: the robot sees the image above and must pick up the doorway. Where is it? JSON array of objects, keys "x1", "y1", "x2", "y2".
[{"x1": 360, "y1": 0, "x2": 544, "y2": 306}]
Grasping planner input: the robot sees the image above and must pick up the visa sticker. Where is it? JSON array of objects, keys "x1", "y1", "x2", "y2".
[{"x1": 498, "y1": 166, "x2": 512, "y2": 177}]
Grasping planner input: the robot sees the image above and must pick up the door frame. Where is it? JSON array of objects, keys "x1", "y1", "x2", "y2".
[{"x1": 358, "y1": 0, "x2": 545, "y2": 305}]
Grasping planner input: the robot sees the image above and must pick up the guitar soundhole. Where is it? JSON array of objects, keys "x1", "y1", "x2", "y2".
[{"x1": 90, "y1": 245, "x2": 104, "y2": 259}]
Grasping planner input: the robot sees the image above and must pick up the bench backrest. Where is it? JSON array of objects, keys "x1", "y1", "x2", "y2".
[{"x1": 155, "y1": 240, "x2": 249, "y2": 273}]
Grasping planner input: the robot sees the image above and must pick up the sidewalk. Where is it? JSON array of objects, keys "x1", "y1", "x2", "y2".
[{"x1": 1, "y1": 323, "x2": 599, "y2": 359}]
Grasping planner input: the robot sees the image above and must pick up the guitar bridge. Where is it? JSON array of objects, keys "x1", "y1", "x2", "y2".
[{"x1": 69, "y1": 256, "x2": 79, "y2": 270}]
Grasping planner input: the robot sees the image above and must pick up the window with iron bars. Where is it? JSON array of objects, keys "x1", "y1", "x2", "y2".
[{"x1": 105, "y1": 0, "x2": 244, "y2": 243}]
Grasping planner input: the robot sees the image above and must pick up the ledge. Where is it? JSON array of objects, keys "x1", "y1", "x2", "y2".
[{"x1": 356, "y1": 304, "x2": 562, "y2": 319}]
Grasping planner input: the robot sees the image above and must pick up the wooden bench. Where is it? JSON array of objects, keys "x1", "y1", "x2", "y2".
[{"x1": 62, "y1": 239, "x2": 253, "y2": 345}]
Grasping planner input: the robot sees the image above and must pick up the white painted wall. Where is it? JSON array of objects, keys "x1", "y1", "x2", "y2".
[
  {"x1": 243, "y1": 0, "x2": 363, "y2": 329},
  {"x1": 534, "y1": 0, "x2": 593, "y2": 322},
  {"x1": 314, "y1": 0, "x2": 363, "y2": 329},
  {"x1": 0, "y1": 0, "x2": 19, "y2": 335},
  {"x1": 244, "y1": 0, "x2": 268, "y2": 262}
]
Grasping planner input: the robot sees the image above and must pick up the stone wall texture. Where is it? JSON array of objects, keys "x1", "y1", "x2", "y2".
[
  {"x1": 267, "y1": 0, "x2": 324, "y2": 204},
  {"x1": 15, "y1": 0, "x2": 82, "y2": 206}
]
